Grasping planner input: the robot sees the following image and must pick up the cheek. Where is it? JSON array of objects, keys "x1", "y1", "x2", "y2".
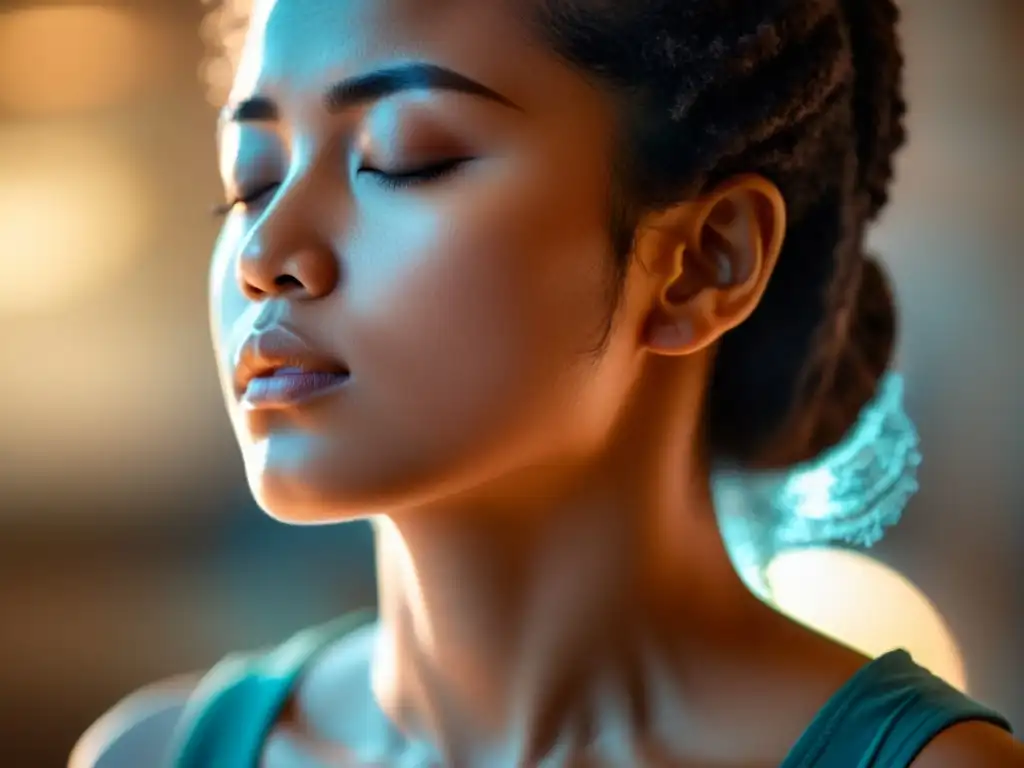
[{"x1": 344, "y1": 179, "x2": 614, "y2": 455}]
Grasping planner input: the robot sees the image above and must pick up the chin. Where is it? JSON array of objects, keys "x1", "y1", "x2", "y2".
[
  {"x1": 245, "y1": 466, "x2": 395, "y2": 525},
  {"x1": 238, "y1": 432, "x2": 368, "y2": 523},
  {"x1": 246, "y1": 478, "x2": 353, "y2": 525},
  {"x1": 238, "y1": 430, "x2": 449, "y2": 524}
]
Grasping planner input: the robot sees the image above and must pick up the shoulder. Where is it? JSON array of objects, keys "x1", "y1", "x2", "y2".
[
  {"x1": 286, "y1": 620, "x2": 379, "y2": 741},
  {"x1": 911, "y1": 720, "x2": 1024, "y2": 768},
  {"x1": 68, "y1": 673, "x2": 199, "y2": 768}
]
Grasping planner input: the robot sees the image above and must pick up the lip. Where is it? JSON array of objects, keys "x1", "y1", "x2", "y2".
[{"x1": 233, "y1": 324, "x2": 350, "y2": 410}]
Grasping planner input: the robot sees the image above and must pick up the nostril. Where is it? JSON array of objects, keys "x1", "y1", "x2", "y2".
[
  {"x1": 238, "y1": 246, "x2": 338, "y2": 301},
  {"x1": 240, "y1": 273, "x2": 304, "y2": 301},
  {"x1": 273, "y1": 274, "x2": 303, "y2": 290},
  {"x1": 242, "y1": 282, "x2": 267, "y2": 300}
]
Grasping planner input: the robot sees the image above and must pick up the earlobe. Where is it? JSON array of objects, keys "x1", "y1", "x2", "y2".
[{"x1": 645, "y1": 310, "x2": 696, "y2": 355}]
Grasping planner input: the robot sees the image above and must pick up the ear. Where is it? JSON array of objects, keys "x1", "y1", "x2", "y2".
[{"x1": 636, "y1": 174, "x2": 786, "y2": 356}]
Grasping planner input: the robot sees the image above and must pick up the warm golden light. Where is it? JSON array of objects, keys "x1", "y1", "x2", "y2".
[
  {"x1": 199, "y1": 0, "x2": 255, "y2": 106},
  {"x1": 0, "y1": 127, "x2": 150, "y2": 314},
  {"x1": 767, "y1": 548, "x2": 967, "y2": 690},
  {"x1": 0, "y1": 6, "x2": 161, "y2": 115}
]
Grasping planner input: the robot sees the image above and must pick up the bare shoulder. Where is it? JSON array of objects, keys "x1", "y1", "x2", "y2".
[
  {"x1": 911, "y1": 720, "x2": 1024, "y2": 768},
  {"x1": 68, "y1": 673, "x2": 200, "y2": 768}
]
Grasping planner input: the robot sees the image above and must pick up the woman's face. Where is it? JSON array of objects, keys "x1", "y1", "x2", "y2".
[{"x1": 210, "y1": 0, "x2": 646, "y2": 521}]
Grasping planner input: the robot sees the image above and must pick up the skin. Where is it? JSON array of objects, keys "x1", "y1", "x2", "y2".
[{"x1": 70, "y1": 0, "x2": 1024, "y2": 766}]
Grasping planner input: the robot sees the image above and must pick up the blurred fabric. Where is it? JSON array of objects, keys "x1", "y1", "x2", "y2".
[{"x1": 0, "y1": 1, "x2": 1020, "y2": 765}]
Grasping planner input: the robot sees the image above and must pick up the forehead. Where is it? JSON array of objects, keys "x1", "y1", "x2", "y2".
[{"x1": 233, "y1": 0, "x2": 546, "y2": 104}]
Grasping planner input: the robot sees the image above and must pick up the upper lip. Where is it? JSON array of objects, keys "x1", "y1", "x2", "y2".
[{"x1": 233, "y1": 324, "x2": 349, "y2": 396}]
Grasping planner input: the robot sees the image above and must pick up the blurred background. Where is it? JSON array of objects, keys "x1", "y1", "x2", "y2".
[{"x1": 0, "y1": 0, "x2": 1020, "y2": 764}]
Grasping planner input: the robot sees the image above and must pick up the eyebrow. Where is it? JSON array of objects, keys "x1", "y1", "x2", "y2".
[{"x1": 222, "y1": 62, "x2": 522, "y2": 124}]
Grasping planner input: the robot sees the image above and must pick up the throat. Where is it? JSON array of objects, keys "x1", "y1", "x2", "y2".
[{"x1": 367, "y1": 470, "x2": 756, "y2": 764}]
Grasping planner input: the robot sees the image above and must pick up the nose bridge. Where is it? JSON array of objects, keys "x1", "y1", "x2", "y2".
[{"x1": 236, "y1": 166, "x2": 342, "y2": 300}]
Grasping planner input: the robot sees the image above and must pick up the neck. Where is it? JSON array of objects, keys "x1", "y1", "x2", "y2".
[{"x1": 369, "y1": 381, "x2": 761, "y2": 764}]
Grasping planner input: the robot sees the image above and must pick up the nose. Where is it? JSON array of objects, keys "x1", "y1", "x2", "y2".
[
  {"x1": 239, "y1": 245, "x2": 339, "y2": 300},
  {"x1": 236, "y1": 204, "x2": 340, "y2": 301}
]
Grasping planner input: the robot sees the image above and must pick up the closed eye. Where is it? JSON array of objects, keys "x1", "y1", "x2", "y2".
[
  {"x1": 358, "y1": 157, "x2": 472, "y2": 190},
  {"x1": 212, "y1": 182, "x2": 281, "y2": 217},
  {"x1": 212, "y1": 156, "x2": 471, "y2": 216}
]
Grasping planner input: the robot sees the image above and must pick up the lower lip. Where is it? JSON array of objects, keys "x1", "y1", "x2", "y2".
[{"x1": 241, "y1": 371, "x2": 350, "y2": 409}]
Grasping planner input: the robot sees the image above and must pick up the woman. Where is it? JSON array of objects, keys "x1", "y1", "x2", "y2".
[{"x1": 73, "y1": 0, "x2": 1021, "y2": 765}]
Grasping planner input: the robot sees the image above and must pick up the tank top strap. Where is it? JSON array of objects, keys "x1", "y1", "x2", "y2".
[
  {"x1": 165, "y1": 609, "x2": 376, "y2": 768},
  {"x1": 782, "y1": 649, "x2": 1013, "y2": 768}
]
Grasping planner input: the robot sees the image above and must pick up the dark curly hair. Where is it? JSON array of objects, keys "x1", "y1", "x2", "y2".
[{"x1": 533, "y1": 0, "x2": 907, "y2": 469}]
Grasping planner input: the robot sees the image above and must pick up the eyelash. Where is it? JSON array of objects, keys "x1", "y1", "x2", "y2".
[
  {"x1": 211, "y1": 183, "x2": 279, "y2": 218},
  {"x1": 212, "y1": 158, "x2": 470, "y2": 218},
  {"x1": 359, "y1": 157, "x2": 470, "y2": 190}
]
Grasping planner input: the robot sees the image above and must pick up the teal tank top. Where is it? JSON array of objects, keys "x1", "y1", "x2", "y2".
[{"x1": 166, "y1": 611, "x2": 1013, "y2": 767}]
